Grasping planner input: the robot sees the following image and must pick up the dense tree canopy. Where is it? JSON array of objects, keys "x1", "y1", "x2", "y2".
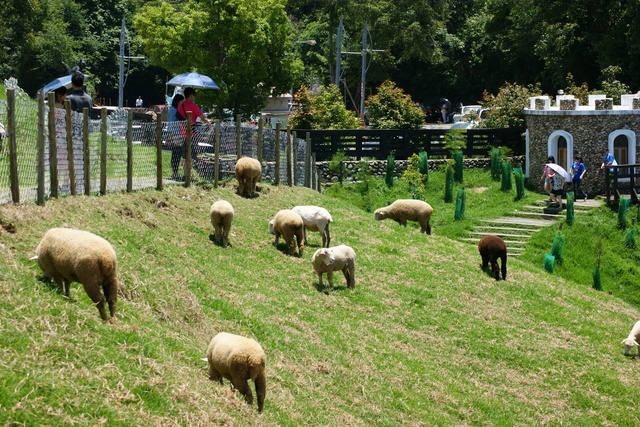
[
  {"x1": 133, "y1": 0, "x2": 302, "y2": 118},
  {"x1": 1, "y1": 0, "x2": 639, "y2": 114}
]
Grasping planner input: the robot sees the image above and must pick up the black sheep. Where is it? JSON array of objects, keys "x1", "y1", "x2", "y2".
[{"x1": 478, "y1": 235, "x2": 507, "y2": 280}]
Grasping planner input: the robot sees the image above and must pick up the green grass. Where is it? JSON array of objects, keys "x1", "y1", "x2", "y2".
[{"x1": 1, "y1": 170, "x2": 640, "y2": 426}]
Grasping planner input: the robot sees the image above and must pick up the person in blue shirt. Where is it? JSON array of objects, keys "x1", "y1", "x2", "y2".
[
  {"x1": 571, "y1": 156, "x2": 587, "y2": 201},
  {"x1": 600, "y1": 148, "x2": 615, "y2": 169}
]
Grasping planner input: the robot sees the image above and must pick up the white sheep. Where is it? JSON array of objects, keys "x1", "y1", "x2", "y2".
[
  {"x1": 31, "y1": 228, "x2": 118, "y2": 322},
  {"x1": 205, "y1": 332, "x2": 267, "y2": 412},
  {"x1": 311, "y1": 245, "x2": 356, "y2": 289},
  {"x1": 374, "y1": 199, "x2": 433, "y2": 234},
  {"x1": 210, "y1": 200, "x2": 234, "y2": 247},
  {"x1": 268, "y1": 209, "x2": 304, "y2": 256},
  {"x1": 291, "y1": 205, "x2": 333, "y2": 247},
  {"x1": 621, "y1": 320, "x2": 640, "y2": 356},
  {"x1": 235, "y1": 156, "x2": 262, "y2": 197}
]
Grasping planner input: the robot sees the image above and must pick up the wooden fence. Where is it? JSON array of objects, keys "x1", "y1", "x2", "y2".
[
  {"x1": 299, "y1": 127, "x2": 527, "y2": 161},
  {"x1": 604, "y1": 164, "x2": 640, "y2": 207}
]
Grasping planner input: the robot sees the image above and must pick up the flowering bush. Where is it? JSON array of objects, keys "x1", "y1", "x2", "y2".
[{"x1": 365, "y1": 80, "x2": 425, "y2": 129}]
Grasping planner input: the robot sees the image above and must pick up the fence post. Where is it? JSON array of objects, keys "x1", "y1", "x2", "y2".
[
  {"x1": 100, "y1": 108, "x2": 107, "y2": 195},
  {"x1": 7, "y1": 89, "x2": 19, "y2": 203},
  {"x1": 257, "y1": 117, "x2": 264, "y2": 163},
  {"x1": 185, "y1": 112, "x2": 192, "y2": 187},
  {"x1": 156, "y1": 114, "x2": 163, "y2": 191},
  {"x1": 127, "y1": 111, "x2": 133, "y2": 192},
  {"x1": 83, "y1": 108, "x2": 90, "y2": 195},
  {"x1": 293, "y1": 131, "x2": 298, "y2": 186},
  {"x1": 64, "y1": 100, "x2": 75, "y2": 195},
  {"x1": 47, "y1": 92, "x2": 58, "y2": 198},
  {"x1": 304, "y1": 132, "x2": 311, "y2": 188},
  {"x1": 214, "y1": 119, "x2": 220, "y2": 188},
  {"x1": 311, "y1": 152, "x2": 318, "y2": 192},
  {"x1": 236, "y1": 114, "x2": 242, "y2": 159},
  {"x1": 35, "y1": 92, "x2": 46, "y2": 205},
  {"x1": 275, "y1": 122, "x2": 281, "y2": 185},
  {"x1": 286, "y1": 125, "x2": 292, "y2": 186}
]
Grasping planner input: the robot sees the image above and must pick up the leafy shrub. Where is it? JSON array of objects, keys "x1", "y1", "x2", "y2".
[{"x1": 365, "y1": 80, "x2": 425, "y2": 129}]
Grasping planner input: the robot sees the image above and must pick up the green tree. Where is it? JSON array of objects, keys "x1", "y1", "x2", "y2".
[
  {"x1": 365, "y1": 80, "x2": 424, "y2": 129},
  {"x1": 291, "y1": 84, "x2": 359, "y2": 130},
  {"x1": 134, "y1": 0, "x2": 302, "y2": 118},
  {"x1": 478, "y1": 82, "x2": 543, "y2": 128}
]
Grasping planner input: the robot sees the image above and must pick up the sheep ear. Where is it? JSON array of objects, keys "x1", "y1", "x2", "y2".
[
  {"x1": 30, "y1": 255, "x2": 38, "y2": 260},
  {"x1": 201, "y1": 357, "x2": 208, "y2": 362}
]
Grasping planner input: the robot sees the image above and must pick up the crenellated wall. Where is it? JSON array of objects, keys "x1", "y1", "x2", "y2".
[{"x1": 525, "y1": 94, "x2": 640, "y2": 196}]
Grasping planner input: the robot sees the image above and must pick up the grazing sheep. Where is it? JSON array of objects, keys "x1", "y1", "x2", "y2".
[
  {"x1": 31, "y1": 228, "x2": 118, "y2": 321},
  {"x1": 374, "y1": 199, "x2": 433, "y2": 234},
  {"x1": 235, "y1": 156, "x2": 261, "y2": 197},
  {"x1": 210, "y1": 200, "x2": 234, "y2": 247},
  {"x1": 206, "y1": 332, "x2": 266, "y2": 412},
  {"x1": 311, "y1": 245, "x2": 356, "y2": 289},
  {"x1": 621, "y1": 320, "x2": 640, "y2": 356},
  {"x1": 478, "y1": 235, "x2": 507, "y2": 281},
  {"x1": 268, "y1": 209, "x2": 304, "y2": 256},
  {"x1": 291, "y1": 205, "x2": 333, "y2": 247}
]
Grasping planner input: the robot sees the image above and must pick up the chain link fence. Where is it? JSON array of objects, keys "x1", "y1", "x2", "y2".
[{"x1": 1, "y1": 82, "x2": 311, "y2": 206}]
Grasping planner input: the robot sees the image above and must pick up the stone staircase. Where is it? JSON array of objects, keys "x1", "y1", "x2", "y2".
[{"x1": 461, "y1": 198, "x2": 603, "y2": 256}]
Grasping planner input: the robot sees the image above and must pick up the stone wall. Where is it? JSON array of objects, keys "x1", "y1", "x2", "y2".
[
  {"x1": 315, "y1": 157, "x2": 525, "y2": 184},
  {"x1": 525, "y1": 113, "x2": 640, "y2": 196}
]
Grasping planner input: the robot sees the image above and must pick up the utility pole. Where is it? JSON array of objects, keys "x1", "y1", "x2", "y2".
[
  {"x1": 334, "y1": 18, "x2": 344, "y2": 87},
  {"x1": 118, "y1": 18, "x2": 145, "y2": 108}
]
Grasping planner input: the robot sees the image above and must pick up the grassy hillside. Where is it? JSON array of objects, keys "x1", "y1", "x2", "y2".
[{"x1": 1, "y1": 178, "x2": 640, "y2": 426}]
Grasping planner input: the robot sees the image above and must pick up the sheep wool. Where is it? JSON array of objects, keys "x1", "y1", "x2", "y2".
[
  {"x1": 206, "y1": 332, "x2": 267, "y2": 412},
  {"x1": 33, "y1": 228, "x2": 118, "y2": 321},
  {"x1": 374, "y1": 199, "x2": 433, "y2": 235},
  {"x1": 311, "y1": 245, "x2": 356, "y2": 289},
  {"x1": 621, "y1": 320, "x2": 640, "y2": 356},
  {"x1": 478, "y1": 235, "x2": 507, "y2": 281},
  {"x1": 210, "y1": 200, "x2": 234, "y2": 247},
  {"x1": 291, "y1": 205, "x2": 333, "y2": 247},
  {"x1": 235, "y1": 156, "x2": 262, "y2": 197},
  {"x1": 268, "y1": 209, "x2": 304, "y2": 256}
]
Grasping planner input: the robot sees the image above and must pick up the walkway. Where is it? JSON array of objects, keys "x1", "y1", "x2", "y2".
[{"x1": 461, "y1": 198, "x2": 603, "y2": 256}]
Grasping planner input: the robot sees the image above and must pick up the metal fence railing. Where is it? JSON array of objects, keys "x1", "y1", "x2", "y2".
[{"x1": 0, "y1": 83, "x2": 315, "y2": 206}]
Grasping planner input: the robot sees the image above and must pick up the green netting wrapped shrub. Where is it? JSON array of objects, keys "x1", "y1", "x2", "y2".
[
  {"x1": 454, "y1": 188, "x2": 466, "y2": 220},
  {"x1": 544, "y1": 253, "x2": 555, "y2": 273}
]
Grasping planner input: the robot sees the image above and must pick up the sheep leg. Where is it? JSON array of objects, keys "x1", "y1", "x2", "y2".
[
  {"x1": 317, "y1": 273, "x2": 324, "y2": 288},
  {"x1": 255, "y1": 370, "x2": 266, "y2": 412},
  {"x1": 344, "y1": 261, "x2": 355, "y2": 288},
  {"x1": 327, "y1": 270, "x2": 334, "y2": 289},
  {"x1": 208, "y1": 364, "x2": 223, "y2": 384},
  {"x1": 82, "y1": 283, "x2": 108, "y2": 321},
  {"x1": 273, "y1": 231, "x2": 281, "y2": 247},
  {"x1": 500, "y1": 254, "x2": 507, "y2": 280},
  {"x1": 213, "y1": 224, "x2": 222, "y2": 245},
  {"x1": 103, "y1": 279, "x2": 118, "y2": 319},
  {"x1": 231, "y1": 376, "x2": 253, "y2": 406},
  {"x1": 63, "y1": 278, "x2": 71, "y2": 298},
  {"x1": 250, "y1": 177, "x2": 258, "y2": 196},
  {"x1": 324, "y1": 225, "x2": 331, "y2": 247}
]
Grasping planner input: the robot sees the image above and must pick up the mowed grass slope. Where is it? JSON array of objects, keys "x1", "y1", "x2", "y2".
[{"x1": 1, "y1": 182, "x2": 640, "y2": 426}]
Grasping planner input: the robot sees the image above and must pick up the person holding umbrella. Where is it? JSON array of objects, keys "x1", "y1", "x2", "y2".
[
  {"x1": 67, "y1": 71, "x2": 92, "y2": 113},
  {"x1": 177, "y1": 88, "x2": 210, "y2": 125}
]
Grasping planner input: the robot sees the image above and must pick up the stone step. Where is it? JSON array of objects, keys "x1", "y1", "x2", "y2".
[
  {"x1": 523, "y1": 205, "x2": 588, "y2": 213},
  {"x1": 474, "y1": 225, "x2": 540, "y2": 233},
  {"x1": 469, "y1": 231, "x2": 532, "y2": 239},
  {"x1": 461, "y1": 237, "x2": 528, "y2": 245},
  {"x1": 480, "y1": 218, "x2": 555, "y2": 227},
  {"x1": 512, "y1": 211, "x2": 563, "y2": 219}
]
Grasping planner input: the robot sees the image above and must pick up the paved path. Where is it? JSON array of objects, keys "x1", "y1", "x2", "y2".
[{"x1": 461, "y1": 197, "x2": 603, "y2": 257}]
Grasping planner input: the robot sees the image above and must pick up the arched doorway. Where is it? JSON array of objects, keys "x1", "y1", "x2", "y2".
[{"x1": 547, "y1": 130, "x2": 574, "y2": 171}]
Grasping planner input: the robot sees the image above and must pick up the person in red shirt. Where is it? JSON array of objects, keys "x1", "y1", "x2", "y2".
[{"x1": 177, "y1": 87, "x2": 210, "y2": 125}]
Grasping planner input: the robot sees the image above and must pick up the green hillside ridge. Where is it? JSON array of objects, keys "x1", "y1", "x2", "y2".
[{"x1": 1, "y1": 179, "x2": 640, "y2": 426}]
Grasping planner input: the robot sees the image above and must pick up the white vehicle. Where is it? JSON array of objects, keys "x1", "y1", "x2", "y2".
[{"x1": 452, "y1": 105, "x2": 482, "y2": 123}]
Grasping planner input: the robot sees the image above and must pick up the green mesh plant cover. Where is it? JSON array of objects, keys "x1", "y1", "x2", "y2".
[
  {"x1": 501, "y1": 161, "x2": 512, "y2": 191},
  {"x1": 592, "y1": 267, "x2": 602, "y2": 291},
  {"x1": 453, "y1": 151, "x2": 464, "y2": 183},
  {"x1": 490, "y1": 148, "x2": 501, "y2": 181},
  {"x1": 418, "y1": 151, "x2": 429, "y2": 180},
  {"x1": 551, "y1": 231, "x2": 566, "y2": 263},
  {"x1": 454, "y1": 188, "x2": 466, "y2": 220},
  {"x1": 618, "y1": 197, "x2": 630, "y2": 228},
  {"x1": 514, "y1": 168, "x2": 525, "y2": 200},
  {"x1": 544, "y1": 253, "x2": 555, "y2": 273},
  {"x1": 565, "y1": 191, "x2": 575, "y2": 225},
  {"x1": 385, "y1": 155, "x2": 394, "y2": 187},
  {"x1": 624, "y1": 227, "x2": 637, "y2": 249},
  {"x1": 444, "y1": 165, "x2": 454, "y2": 203}
]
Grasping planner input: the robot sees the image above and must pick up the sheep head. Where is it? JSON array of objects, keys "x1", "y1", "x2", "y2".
[
  {"x1": 622, "y1": 337, "x2": 639, "y2": 355},
  {"x1": 374, "y1": 208, "x2": 387, "y2": 221},
  {"x1": 317, "y1": 249, "x2": 335, "y2": 265},
  {"x1": 268, "y1": 220, "x2": 275, "y2": 235}
]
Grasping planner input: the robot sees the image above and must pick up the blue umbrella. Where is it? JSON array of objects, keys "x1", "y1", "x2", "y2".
[
  {"x1": 39, "y1": 74, "x2": 90, "y2": 94},
  {"x1": 166, "y1": 73, "x2": 219, "y2": 89}
]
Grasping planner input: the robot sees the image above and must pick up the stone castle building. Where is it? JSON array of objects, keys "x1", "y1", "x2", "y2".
[{"x1": 524, "y1": 93, "x2": 640, "y2": 196}]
